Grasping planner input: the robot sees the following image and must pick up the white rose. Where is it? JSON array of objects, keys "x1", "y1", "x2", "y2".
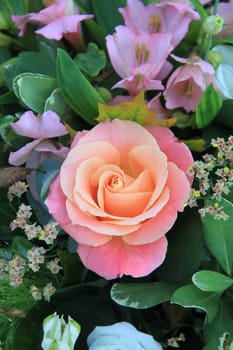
[
  {"x1": 212, "y1": 45, "x2": 233, "y2": 99},
  {"x1": 87, "y1": 322, "x2": 162, "y2": 350}
]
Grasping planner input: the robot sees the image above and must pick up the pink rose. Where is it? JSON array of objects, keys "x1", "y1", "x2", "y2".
[{"x1": 46, "y1": 119, "x2": 193, "y2": 279}]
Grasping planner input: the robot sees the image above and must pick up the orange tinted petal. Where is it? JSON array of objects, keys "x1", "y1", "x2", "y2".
[{"x1": 60, "y1": 141, "x2": 120, "y2": 200}]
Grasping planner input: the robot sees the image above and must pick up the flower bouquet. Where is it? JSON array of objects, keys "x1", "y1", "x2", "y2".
[{"x1": 0, "y1": 0, "x2": 233, "y2": 349}]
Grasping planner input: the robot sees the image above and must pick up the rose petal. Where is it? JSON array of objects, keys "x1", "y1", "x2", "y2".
[
  {"x1": 60, "y1": 141, "x2": 120, "y2": 201},
  {"x1": 123, "y1": 205, "x2": 177, "y2": 244},
  {"x1": 147, "y1": 125, "x2": 193, "y2": 177},
  {"x1": 66, "y1": 200, "x2": 141, "y2": 235},
  {"x1": 78, "y1": 236, "x2": 168, "y2": 279},
  {"x1": 45, "y1": 176, "x2": 111, "y2": 246}
]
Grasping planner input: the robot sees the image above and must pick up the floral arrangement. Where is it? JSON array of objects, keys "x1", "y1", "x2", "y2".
[{"x1": 0, "y1": 0, "x2": 233, "y2": 349}]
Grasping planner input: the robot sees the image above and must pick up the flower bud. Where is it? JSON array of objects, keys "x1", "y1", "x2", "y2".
[
  {"x1": 207, "y1": 50, "x2": 222, "y2": 69},
  {"x1": 95, "y1": 87, "x2": 112, "y2": 103},
  {"x1": 203, "y1": 15, "x2": 224, "y2": 35},
  {"x1": 41, "y1": 312, "x2": 81, "y2": 350}
]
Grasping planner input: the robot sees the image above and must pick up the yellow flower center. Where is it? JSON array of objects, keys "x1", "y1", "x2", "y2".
[
  {"x1": 148, "y1": 14, "x2": 161, "y2": 33},
  {"x1": 135, "y1": 43, "x2": 149, "y2": 65}
]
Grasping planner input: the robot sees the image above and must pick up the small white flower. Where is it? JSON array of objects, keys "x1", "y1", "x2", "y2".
[
  {"x1": 212, "y1": 45, "x2": 233, "y2": 99},
  {"x1": 41, "y1": 312, "x2": 81, "y2": 350},
  {"x1": 87, "y1": 322, "x2": 162, "y2": 350}
]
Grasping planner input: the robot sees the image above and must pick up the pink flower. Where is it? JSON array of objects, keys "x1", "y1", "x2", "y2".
[
  {"x1": 9, "y1": 110, "x2": 69, "y2": 198},
  {"x1": 215, "y1": 1, "x2": 233, "y2": 39},
  {"x1": 106, "y1": 26, "x2": 173, "y2": 95},
  {"x1": 119, "y1": 0, "x2": 200, "y2": 47},
  {"x1": 11, "y1": 0, "x2": 93, "y2": 48},
  {"x1": 164, "y1": 55, "x2": 216, "y2": 112},
  {"x1": 46, "y1": 119, "x2": 193, "y2": 279}
]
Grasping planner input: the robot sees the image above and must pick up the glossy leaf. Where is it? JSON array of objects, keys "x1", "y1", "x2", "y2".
[
  {"x1": 44, "y1": 88, "x2": 68, "y2": 115},
  {"x1": 204, "y1": 302, "x2": 233, "y2": 350},
  {"x1": 192, "y1": 270, "x2": 233, "y2": 292},
  {"x1": 11, "y1": 236, "x2": 33, "y2": 258},
  {"x1": 91, "y1": 0, "x2": 126, "y2": 34},
  {"x1": 195, "y1": 84, "x2": 222, "y2": 129},
  {"x1": 56, "y1": 49, "x2": 105, "y2": 125},
  {"x1": 13, "y1": 73, "x2": 57, "y2": 114},
  {"x1": 111, "y1": 282, "x2": 177, "y2": 309},
  {"x1": 201, "y1": 198, "x2": 233, "y2": 275},
  {"x1": 171, "y1": 284, "x2": 221, "y2": 323},
  {"x1": 75, "y1": 42, "x2": 106, "y2": 77}
]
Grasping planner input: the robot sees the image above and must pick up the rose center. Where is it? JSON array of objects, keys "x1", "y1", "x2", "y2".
[{"x1": 107, "y1": 175, "x2": 124, "y2": 191}]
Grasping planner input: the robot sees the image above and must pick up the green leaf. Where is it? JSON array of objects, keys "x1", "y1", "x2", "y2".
[
  {"x1": 44, "y1": 88, "x2": 68, "y2": 115},
  {"x1": 56, "y1": 49, "x2": 105, "y2": 125},
  {"x1": 201, "y1": 198, "x2": 233, "y2": 275},
  {"x1": 11, "y1": 236, "x2": 33, "y2": 258},
  {"x1": 13, "y1": 73, "x2": 57, "y2": 114},
  {"x1": 192, "y1": 270, "x2": 233, "y2": 292},
  {"x1": 171, "y1": 284, "x2": 221, "y2": 323},
  {"x1": 91, "y1": 0, "x2": 126, "y2": 34},
  {"x1": 195, "y1": 84, "x2": 222, "y2": 129},
  {"x1": 189, "y1": 0, "x2": 208, "y2": 19},
  {"x1": 75, "y1": 43, "x2": 106, "y2": 77},
  {"x1": 156, "y1": 209, "x2": 204, "y2": 283},
  {"x1": 111, "y1": 282, "x2": 177, "y2": 309},
  {"x1": 215, "y1": 100, "x2": 233, "y2": 130},
  {"x1": 40, "y1": 169, "x2": 60, "y2": 201},
  {"x1": 203, "y1": 301, "x2": 233, "y2": 350}
]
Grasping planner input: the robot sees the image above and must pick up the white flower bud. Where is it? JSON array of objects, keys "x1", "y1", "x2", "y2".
[{"x1": 41, "y1": 312, "x2": 81, "y2": 350}]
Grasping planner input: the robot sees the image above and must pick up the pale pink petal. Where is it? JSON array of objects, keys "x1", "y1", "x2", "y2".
[
  {"x1": 78, "y1": 236, "x2": 168, "y2": 279},
  {"x1": 9, "y1": 139, "x2": 42, "y2": 166},
  {"x1": 147, "y1": 125, "x2": 194, "y2": 175},
  {"x1": 35, "y1": 140, "x2": 69, "y2": 158},
  {"x1": 10, "y1": 110, "x2": 68, "y2": 138},
  {"x1": 35, "y1": 14, "x2": 93, "y2": 40},
  {"x1": 11, "y1": 14, "x2": 33, "y2": 36},
  {"x1": 113, "y1": 75, "x2": 164, "y2": 95},
  {"x1": 123, "y1": 205, "x2": 177, "y2": 244},
  {"x1": 45, "y1": 175, "x2": 111, "y2": 246}
]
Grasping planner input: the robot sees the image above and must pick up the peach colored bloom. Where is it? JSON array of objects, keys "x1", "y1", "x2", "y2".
[{"x1": 46, "y1": 119, "x2": 193, "y2": 279}]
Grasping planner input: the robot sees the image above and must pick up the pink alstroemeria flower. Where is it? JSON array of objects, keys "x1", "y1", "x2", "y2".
[
  {"x1": 119, "y1": 0, "x2": 200, "y2": 48},
  {"x1": 9, "y1": 110, "x2": 69, "y2": 198},
  {"x1": 163, "y1": 55, "x2": 216, "y2": 112},
  {"x1": 106, "y1": 25, "x2": 173, "y2": 95},
  {"x1": 11, "y1": 0, "x2": 93, "y2": 48}
]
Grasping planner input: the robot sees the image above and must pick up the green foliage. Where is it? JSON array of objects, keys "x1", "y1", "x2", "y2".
[
  {"x1": 12, "y1": 73, "x2": 57, "y2": 114},
  {"x1": 56, "y1": 49, "x2": 105, "y2": 125},
  {"x1": 203, "y1": 302, "x2": 233, "y2": 350},
  {"x1": 91, "y1": 0, "x2": 126, "y2": 34},
  {"x1": 75, "y1": 43, "x2": 106, "y2": 77},
  {"x1": 215, "y1": 100, "x2": 233, "y2": 130},
  {"x1": 195, "y1": 84, "x2": 222, "y2": 129},
  {"x1": 201, "y1": 198, "x2": 233, "y2": 275},
  {"x1": 111, "y1": 282, "x2": 177, "y2": 309},
  {"x1": 156, "y1": 209, "x2": 204, "y2": 283},
  {"x1": 171, "y1": 284, "x2": 221, "y2": 323},
  {"x1": 192, "y1": 270, "x2": 233, "y2": 293},
  {"x1": 11, "y1": 236, "x2": 33, "y2": 258}
]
